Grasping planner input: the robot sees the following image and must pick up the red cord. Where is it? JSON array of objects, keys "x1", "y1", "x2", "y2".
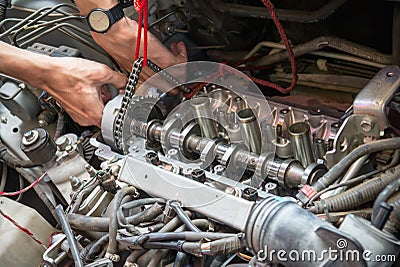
[
  {"x1": 253, "y1": 0, "x2": 297, "y2": 93},
  {"x1": 0, "y1": 172, "x2": 45, "y2": 197},
  {"x1": 134, "y1": 0, "x2": 148, "y2": 67},
  {"x1": 0, "y1": 209, "x2": 47, "y2": 249}
]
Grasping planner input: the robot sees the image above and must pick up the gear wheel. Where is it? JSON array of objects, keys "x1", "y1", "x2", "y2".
[{"x1": 117, "y1": 96, "x2": 167, "y2": 154}]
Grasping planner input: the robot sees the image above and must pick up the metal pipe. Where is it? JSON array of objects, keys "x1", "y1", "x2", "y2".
[
  {"x1": 190, "y1": 97, "x2": 219, "y2": 139},
  {"x1": 288, "y1": 122, "x2": 316, "y2": 168},
  {"x1": 55, "y1": 205, "x2": 83, "y2": 267},
  {"x1": 244, "y1": 40, "x2": 387, "y2": 68},
  {"x1": 212, "y1": 0, "x2": 348, "y2": 23},
  {"x1": 254, "y1": 36, "x2": 392, "y2": 67},
  {"x1": 237, "y1": 108, "x2": 262, "y2": 154}
]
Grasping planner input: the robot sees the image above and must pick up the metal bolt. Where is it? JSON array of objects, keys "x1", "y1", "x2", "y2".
[
  {"x1": 1, "y1": 117, "x2": 7, "y2": 124},
  {"x1": 18, "y1": 83, "x2": 26, "y2": 89},
  {"x1": 214, "y1": 165, "x2": 225, "y2": 175},
  {"x1": 22, "y1": 129, "x2": 39, "y2": 145},
  {"x1": 69, "y1": 176, "x2": 82, "y2": 191},
  {"x1": 55, "y1": 136, "x2": 69, "y2": 151},
  {"x1": 360, "y1": 119, "x2": 374, "y2": 132},
  {"x1": 65, "y1": 145, "x2": 73, "y2": 152},
  {"x1": 38, "y1": 119, "x2": 48, "y2": 127},
  {"x1": 24, "y1": 130, "x2": 34, "y2": 139}
]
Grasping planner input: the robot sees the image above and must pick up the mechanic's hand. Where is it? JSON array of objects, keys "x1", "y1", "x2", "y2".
[
  {"x1": 40, "y1": 57, "x2": 127, "y2": 127},
  {"x1": 91, "y1": 18, "x2": 188, "y2": 71}
]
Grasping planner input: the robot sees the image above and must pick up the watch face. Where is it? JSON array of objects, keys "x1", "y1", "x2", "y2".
[{"x1": 88, "y1": 10, "x2": 110, "y2": 33}]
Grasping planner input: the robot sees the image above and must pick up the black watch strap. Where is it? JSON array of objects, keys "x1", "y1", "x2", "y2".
[
  {"x1": 108, "y1": 2, "x2": 125, "y2": 25},
  {"x1": 120, "y1": 0, "x2": 134, "y2": 9}
]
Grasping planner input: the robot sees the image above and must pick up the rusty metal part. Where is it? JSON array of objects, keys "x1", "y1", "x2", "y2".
[{"x1": 212, "y1": 0, "x2": 348, "y2": 23}]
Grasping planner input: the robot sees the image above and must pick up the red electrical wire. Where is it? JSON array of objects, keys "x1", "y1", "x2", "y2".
[
  {"x1": 249, "y1": 0, "x2": 298, "y2": 94},
  {"x1": 0, "y1": 172, "x2": 46, "y2": 197},
  {"x1": 0, "y1": 209, "x2": 47, "y2": 249},
  {"x1": 134, "y1": 0, "x2": 148, "y2": 67}
]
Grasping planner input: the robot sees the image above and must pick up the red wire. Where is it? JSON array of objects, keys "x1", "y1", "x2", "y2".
[
  {"x1": 0, "y1": 209, "x2": 47, "y2": 249},
  {"x1": 0, "y1": 172, "x2": 45, "y2": 197},
  {"x1": 252, "y1": 0, "x2": 297, "y2": 93},
  {"x1": 134, "y1": 0, "x2": 148, "y2": 67}
]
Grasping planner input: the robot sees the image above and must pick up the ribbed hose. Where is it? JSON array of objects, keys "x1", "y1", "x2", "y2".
[
  {"x1": 311, "y1": 164, "x2": 400, "y2": 214},
  {"x1": 385, "y1": 192, "x2": 400, "y2": 237},
  {"x1": 0, "y1": 0, "x2": 7, "y2": 22},
  {"x1": 312, "y1": 137, "x2": 400, "y2": 192}
]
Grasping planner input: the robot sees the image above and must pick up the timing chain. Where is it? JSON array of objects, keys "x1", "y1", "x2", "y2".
[{"x1": 114, "y1": 57, "x2": 190, "y2": 151}]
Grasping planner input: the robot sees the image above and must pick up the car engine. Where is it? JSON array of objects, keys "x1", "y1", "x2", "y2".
[{"x1": 0, "y1": 0, "x2": 400, "y2": 266}]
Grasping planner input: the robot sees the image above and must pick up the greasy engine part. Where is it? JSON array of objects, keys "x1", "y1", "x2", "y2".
[{"x1": 1, "y1": 1, "x2": 400, "y2": 267}]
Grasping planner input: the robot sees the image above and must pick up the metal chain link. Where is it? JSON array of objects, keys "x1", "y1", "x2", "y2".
[{"x1": 113, "y1": 57, "x2": 190, "y2": 151}]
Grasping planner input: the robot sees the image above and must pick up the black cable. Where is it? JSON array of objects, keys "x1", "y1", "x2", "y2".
[
  {"x1": 174, "y1": 251, "x2": 187, "y2": 267},
  {"x1": 142, "y1": 241, "x2": 183, "y2": 251},
  {"x1": 372, "y1": 178, "x2": 400, "y2": 220},
  {"x1": 117, "y1": 198, "x2": 164, "y2": 226},
  {"x1": 85, "y1": 234, "x2": 109, "y2": 263},
  {"x1": 170, "y1": 201, "x2": 201, "y2": 233},
  {"x1": 55, "y1": 205, "x2": 83, "y2": 267},
  {"x1": 107, "y1": 186, "x2": 138, "y2": 257},
  {"x1": 0, "y1": 141, "x2": 39, "y2": 168},
  {"x1": 307, "y1": 169, "x2": 380, "y2": 206},
  {"x1": 123, "y1": 231, "x2": 237, "y2": 245},
  {"x1": 312, "y1": 137, "x2": 400, "y2": 192}
]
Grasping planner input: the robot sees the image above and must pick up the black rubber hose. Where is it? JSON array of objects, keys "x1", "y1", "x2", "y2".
[
  {"x1": 124, "y1": 203, "x2": 164, "y2": 226},
  {"x1": 0, "y1": 142, "x2": 38, "y2": 168},
  {"x1": 311, "y1": 164, "x2": 400, "y2": 214},
  {"x1": 142, "y1": 241, "x2": 183, "y2": 251},
  {"x1": 385, "y1": 192, "x2": 400, "y2": 237},
  {"x1": 393, "y1": 2, "x2": 400, "y2": 66},
  {"x1": 148, "y1": 219, "x2": 209, "y2": 267},
  {"x1": 67, "y1": 213, "x2": 109, "y2": 232},
  {"x1": 312, "y1": 137, "x2": 400, "y2": 192},
  {"x1": 372, "y1": 178, "x2": 400, "y2": 220},
  {"x1": 55, "y1": 205, "x2": 83, "y2": 267},
  {"x1": 107, "y1": 186, "x2": 138, "y2": 258},
  {"x1": 125, "y1": 249, "x2": 147, "y2": 265},
  {"x1": 85, "y1": 234, "x2": 109, "y2": 263},
  {"x1": 174, "y1": 251, "x2": 187, "y2": 267},
  {"x1": 135, "y1": 215, "x2": 184, "y2": 266},
  {"x1": 125, "y1": 232, "x2": 238, "y2": 245},
  {"x1": 0, "y1": 0, "x2": 7, "y2": 22},
  {"x1": 118, "y1": 198, "x2": 164, "y2": 225},
  {"x1": 54, "y1": 113, "x2": 66, "y2": 140},
  {"x1": 170, "y1": 201, "x2": 201, "y2": 233}
]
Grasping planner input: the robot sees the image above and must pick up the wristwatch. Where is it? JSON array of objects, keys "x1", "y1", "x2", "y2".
[{"x1": 86, "y1": 2, "x2": 125, "y2": 33}]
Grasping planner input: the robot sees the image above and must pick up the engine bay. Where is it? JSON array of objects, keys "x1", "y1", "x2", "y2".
[{"x1": 0, "y1": 0, "x2": 400, "y2": 266}]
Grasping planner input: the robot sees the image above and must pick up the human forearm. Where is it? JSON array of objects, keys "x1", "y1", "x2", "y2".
[
  {"x1": 0, "y1": 41, "x2": 127, "y2": 126},
  {"x1": 74, "y1": 0, "x2": 187, "y2": 70},
  {"x1": 0, "y1": 41, "x2": 53, "y2": 89}
]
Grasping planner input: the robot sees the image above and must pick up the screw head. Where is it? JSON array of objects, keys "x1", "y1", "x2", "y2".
[
  {"x1": 360, "y1": 119, "x2": 374, "y2": 132},
  {"x1": 22, "y1": 129, "x2": 39, "y2": 145}
]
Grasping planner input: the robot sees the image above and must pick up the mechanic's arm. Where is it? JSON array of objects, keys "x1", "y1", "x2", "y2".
[
  {"x1": 0, "y1": 41, "x2": 126, "y2": 127},
  {"x1": 74, "y1": 0, "x2": 187, "y2": 71}
]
